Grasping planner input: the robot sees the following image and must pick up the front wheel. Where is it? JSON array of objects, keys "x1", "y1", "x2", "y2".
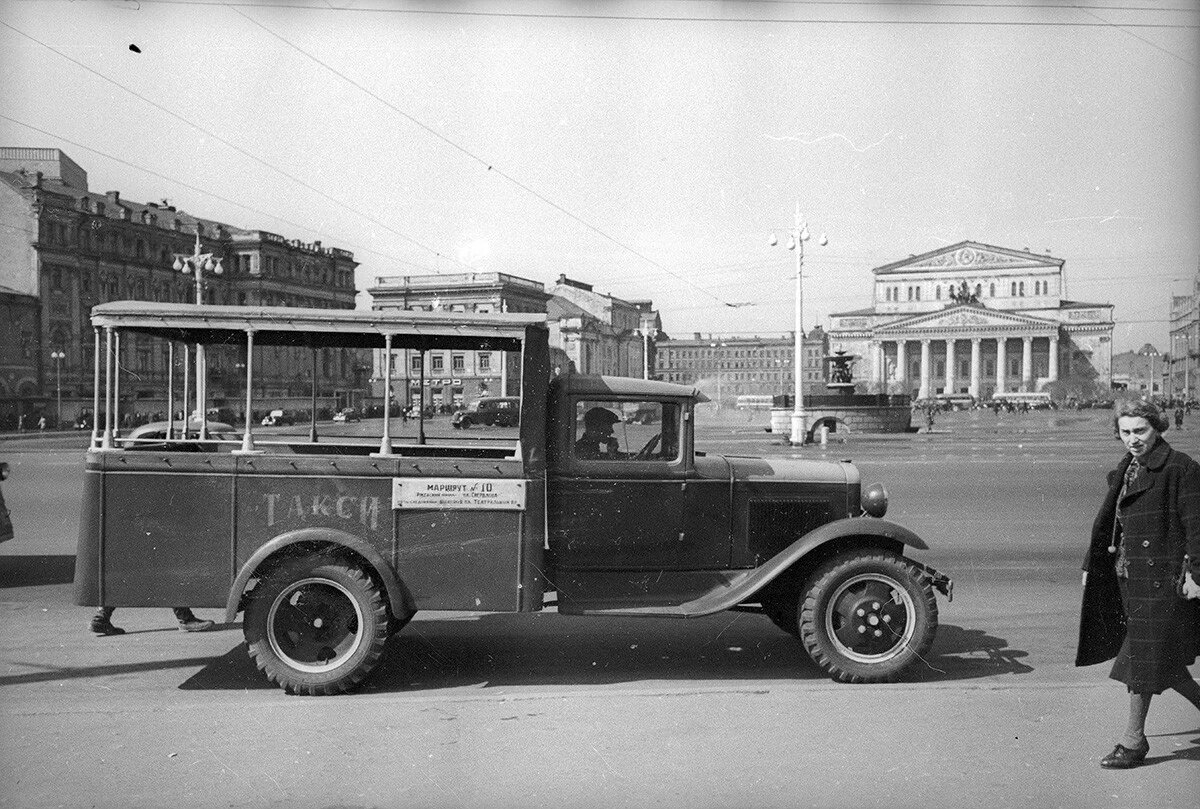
[
  {"x1": 244, "y1": 555, "x2": 389, "y2": 695},
  {"x1": 798, "y1": 550, "x2": 937, "y2": 683}
]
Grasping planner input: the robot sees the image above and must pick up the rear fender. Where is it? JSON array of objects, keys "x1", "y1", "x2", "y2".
[{"x1": 225, "y1": 527, "x2": 414, "y2": 623}]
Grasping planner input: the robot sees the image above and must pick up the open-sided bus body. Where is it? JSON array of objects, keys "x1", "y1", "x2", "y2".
[{"x1": 75, "y1": 302, "x2": 950, "y2": 695}]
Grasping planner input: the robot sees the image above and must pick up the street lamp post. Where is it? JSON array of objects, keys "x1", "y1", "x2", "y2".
[
  {"x1": 1140, "y1": 347, "x2": 1160, "y2": 399},
  {"x1": 771, "y1": 203, "x2": 827, "y2": 445},
  {"x1": 172, "y1": 229, "x2": 223, "y2": 437},
  {"x1": 50, "y1": 350, "x2": 65, "y2": 427},
  {"x1": 709, "y1": 341, "x2": 727, "y2": 408},
  {"x1": 637, "y1": 327, "x2": 658, "y2": 380}
]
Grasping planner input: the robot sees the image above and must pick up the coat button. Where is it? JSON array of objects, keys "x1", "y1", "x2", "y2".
[
  {"x1": 1142, "y1": 540, "x2": 1150, "y2": 547},
  {"x1": 1154, "y1": 581, "x2": 1162, "y2": 588},
  {"x1": 1147, "y1": 559, "x2": 1155, "y2": 566}
]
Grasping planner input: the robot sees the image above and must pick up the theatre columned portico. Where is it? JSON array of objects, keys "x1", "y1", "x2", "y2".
[
  {"x1": 828, "y1": 241, "x2": 1114, "y2": 400},
  {"x1": 871, "y1": 304, "x2": 1060, "y2": 400}
]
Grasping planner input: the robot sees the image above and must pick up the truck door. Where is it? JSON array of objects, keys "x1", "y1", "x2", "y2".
[{"x1": 549, "y1": 399, "x2": 730, "y2": 613}]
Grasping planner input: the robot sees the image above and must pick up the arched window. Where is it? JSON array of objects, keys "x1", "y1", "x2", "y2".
[
  {"x1": 989, "y1": 283, "x2": 995, "y2": 296},
  {"x1": 1019, "y1": 282, "x2": 1025, "y2": 296},
  {"x1": 1011, "y1": 282, "x2": 1017, "y2": 296},
  {"x1": 975, "y1": 284, "x2": 982, "y2": 297},
  {"x1": 935, "y1": 286, "x2": 941, "y2": 300}
]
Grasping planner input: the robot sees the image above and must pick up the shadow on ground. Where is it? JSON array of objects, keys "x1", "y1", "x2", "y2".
[
  {"x1": 0, "y1": 554, "x2": 75, "y2": 588},
  {"x1": 176, "y1": 616, "x2": 1032, "y2": 694}
]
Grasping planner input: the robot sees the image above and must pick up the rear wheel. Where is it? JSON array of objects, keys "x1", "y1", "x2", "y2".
[
  {"x1": 798, "y1": 550, "x2": 937, "y2": 683},
  {"x1": 244, "y1": 555, "x2": 389, "y2": 695}
]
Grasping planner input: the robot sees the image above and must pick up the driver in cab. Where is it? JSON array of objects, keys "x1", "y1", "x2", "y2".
[{"x1": 575, "y1": 407, "x2": 623, "y2": 459}]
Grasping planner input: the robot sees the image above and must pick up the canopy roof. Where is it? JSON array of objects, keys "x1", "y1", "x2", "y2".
[{"x1": 90, "y1": 301, "x2": 547, "y2": 350}]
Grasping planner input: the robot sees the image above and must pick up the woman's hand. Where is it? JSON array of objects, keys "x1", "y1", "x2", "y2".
[
  {"x1": 1082, "y1": 571, "x2": 1088, "y2": 588},
  {"x1": 1184, "y1": 571, "x2": 1200, "y2": 600}
]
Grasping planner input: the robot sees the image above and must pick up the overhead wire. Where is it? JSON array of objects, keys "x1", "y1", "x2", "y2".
[
  {"x1": 0, "y1": 18, "x2": 467, "y2": 274},
  {"x1": 57, "y1": 0, "x2": 1200, "y2": 28},
  {"x1": 0, "y1": 113, "x2": 439, "y2": 273},
  {"x1": 227, "y1": 6, "x2": 749, "y2": 309}
]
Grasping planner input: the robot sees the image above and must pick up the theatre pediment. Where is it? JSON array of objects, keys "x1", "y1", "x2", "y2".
[
  {"x1": 877, "y1": 305, "x2": 1057, "y2": 335},
  {"x1": 874, "y1": 241, "x2": 1064, "y2": 275}
]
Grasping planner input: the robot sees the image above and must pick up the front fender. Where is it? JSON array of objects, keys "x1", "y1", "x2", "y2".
[
  {"x1": 224, "y1": 527, "x2": 414, "y2": 623},
  {"x1": 585, "y1": 517, "x2": 935, "y2": 618}
]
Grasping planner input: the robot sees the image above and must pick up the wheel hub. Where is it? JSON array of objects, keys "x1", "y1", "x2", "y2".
[{"x1": 826, "y1": 574, "x2": 916, "y2": 663}]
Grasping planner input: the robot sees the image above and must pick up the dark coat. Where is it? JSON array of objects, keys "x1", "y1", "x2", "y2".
[{"x1": 1076, "y1": 438, "x2": 1200, "y2": 691}]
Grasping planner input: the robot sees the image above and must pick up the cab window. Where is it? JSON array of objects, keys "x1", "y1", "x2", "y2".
[{"x1": 572, "y1": 400, "x2": 679, "y2": 462}]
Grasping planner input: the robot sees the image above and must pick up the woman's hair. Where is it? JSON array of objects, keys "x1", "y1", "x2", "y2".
[{"x1": 1113, "y1": 399, "x2": 1170, "y2": 435}]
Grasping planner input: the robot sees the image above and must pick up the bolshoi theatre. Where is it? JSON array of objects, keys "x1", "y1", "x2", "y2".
[{"x1": 827, "y1": 241, "x2": 1114, "y2": 400}]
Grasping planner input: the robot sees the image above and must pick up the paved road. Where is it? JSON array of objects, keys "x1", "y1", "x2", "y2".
[{"x1": 1, "y1": 410, "x2": 1198, "y2": 808}]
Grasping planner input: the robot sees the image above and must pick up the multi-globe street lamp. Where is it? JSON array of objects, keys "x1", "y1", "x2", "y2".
[
  {"x1": 636, "y1": 327, "x2": 658, "y2": 380},
  {"x1": 172, "y1": 229, "x2": 223, "y2": 437},
  {"x1": 50, "y1": 350, "x2": 66, "y2": 427},
  {"x1": 770, "y1": 203, "x2": 827, "y2": 445}
]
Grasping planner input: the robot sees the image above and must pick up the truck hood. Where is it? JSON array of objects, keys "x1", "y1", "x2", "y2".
[{"x1": 710, "y1": 454, "x2": 860, "y2": 486}]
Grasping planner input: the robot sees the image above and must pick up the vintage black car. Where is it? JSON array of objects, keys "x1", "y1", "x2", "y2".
[{"x1": 451, "y1": 396, "x2": 520, "y2": 428}]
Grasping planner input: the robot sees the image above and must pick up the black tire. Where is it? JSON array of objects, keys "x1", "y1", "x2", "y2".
[
  {"x1": 761, "y1": 593, "x2": 800, "y2": 637},
  {"x1": 798, "y1": 550, "x2": 937, "y2": 683},
  {"x1": 244, "y1": 555, "x2": 389, "y2": 695}
]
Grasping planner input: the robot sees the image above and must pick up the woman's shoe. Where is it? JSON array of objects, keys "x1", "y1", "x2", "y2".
[{"x1": 1100, "y1": 740, "x2": 1149, "y2": 769}]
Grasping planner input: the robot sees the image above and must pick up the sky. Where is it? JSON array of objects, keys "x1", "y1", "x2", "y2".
[{"x1": 1, "y1": 0, "x2": 1197, "y2": 355}]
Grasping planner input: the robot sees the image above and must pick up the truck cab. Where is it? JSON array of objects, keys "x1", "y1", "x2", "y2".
[{"x1": 74, "y1": 302, "x2": 950, "y2": 695}]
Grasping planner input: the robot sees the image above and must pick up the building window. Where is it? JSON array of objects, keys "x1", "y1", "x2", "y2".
[
  {"x1": 1011, "y1": 282, "x2": 1017, "y2": 296},
  {"x1": 915, "y1": 286, "x2": 921, "y2": 301},
  {"x1": 431, "y1": 354, "x2": 444, "y2": 372},
  {"x1": 410, "y1": 355, "x2": 422, "y2": 372},
  {"x1": 935, "y1": 286, "x2": 941, "y2": 300},
  {"x1": 452, "y1": 354, "x2": 465, "y2": 372},
  {"x1": 1019, "y1": 281, "x2": 1025, "y2": 296}
]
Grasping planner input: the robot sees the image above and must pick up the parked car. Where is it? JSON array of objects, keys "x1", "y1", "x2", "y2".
[
  {"x1": 121, "y1": 420, "x2": 237, "y2": 446},
  {"x1": 0, "y1": 461, "x2": 12, "y2": 543},
  {"x1": 261, "y1": 409, "x2": 294, "y2": 427},
  {"x1": 451, "y1": 397, "x2": 520, "y2": 429},
  {"x1": 332, "y1": 408, "x2": 360, "y2": 423}
]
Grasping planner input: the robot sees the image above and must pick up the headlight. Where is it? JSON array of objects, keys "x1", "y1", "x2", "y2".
[{"x1": 862, "y1": 482, "x2": 888, "y2": 518}]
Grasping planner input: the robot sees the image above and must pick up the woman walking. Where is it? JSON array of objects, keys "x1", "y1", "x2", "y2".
[{"x1": 1077, "y1": 400, "x2": 1200, "y2": 768}]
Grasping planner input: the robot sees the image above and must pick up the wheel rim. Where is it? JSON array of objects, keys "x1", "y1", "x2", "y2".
[
  {"x1": 267, "y1": 577, "x2": 365, "y2": 673},
  {"x1": 824, "y1": 572, "x2": 916, "y2": 663}
]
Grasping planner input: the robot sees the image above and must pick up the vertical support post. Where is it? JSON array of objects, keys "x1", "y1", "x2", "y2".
[
  {"x1": 238, "y1": 329, "x2": 256, "y2": 453},
  {"x1": 101, "y1": 327, "x2": 115, "y2": 449},
  {"x1": 166, "y1": 341, "x2": 175, "y2": 441},
  {"x1": 969, "y1": 338, "x2": 982, "y2": 400},
  {"x1": 996, "y1": 337, "x2": 1007, "y2": 395},
  {"x1": 112, "y1": 332, "x2": 121, "y2": 439},
  {"x1": 944, "y1": 338, "x2": 955, "y2": 395},
  {"x1": 918, "y1": 339, "x2": 932, "y2": 400},
  {"x1": 1021, "y1": 336, "x2": 1034, "y2": 392},
  {"x1": 91, "y1": 327, "x2": 101, "y2": 448},
  {"x1": 790, "y1": 202, "x2": 806, "y2": 446},
  {"x1": 375, "y1": 334, "x2": 394, "y2": 456},
  {"x1": 310, "y1": 348, "x2": 319, "y2": 443},
  {"x1": 418, "y1": 345, "x2": 426, "y2": 445},
  {"x1": 181, "y1": 344, "x2": 190, "y2": 436}
]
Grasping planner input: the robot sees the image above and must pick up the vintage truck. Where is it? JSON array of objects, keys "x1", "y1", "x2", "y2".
[{"x1": 75, "y1": 301, "x2": 951, "y2": 695}]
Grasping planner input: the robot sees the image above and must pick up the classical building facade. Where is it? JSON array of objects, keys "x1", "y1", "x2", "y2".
[
  {"x1": 547, "y1": 275, "x2": 662, "y2": 379},
  {"x1": 654, "y1": 327, "x2": 829, "y2": 407},
  {"x1": 367, "y1": 271, "x2": 664, "y2": 411},
  {"x1": 827, "y1": 242, "x2": 1114, "y2": 399},
  {"x1": 1168, "y1": 263, "x2": 1199, "y2": 402},
  {"x1": 368, "y1": 272, "x2": 552, "y2": 411},
  {"x1": 0, "y1": 147, "x2": 362, "y2": 428}
]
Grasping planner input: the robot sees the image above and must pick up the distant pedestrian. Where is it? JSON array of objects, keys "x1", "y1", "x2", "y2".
[
  {"x1": 17, "y1": 414, "x2": 24, "y2": 433},
  {"x1": 924, "y1": 406, "x2": 935, "y2": 433},
  {"x1": 1076, "y1": 400, "x2": 1200, "y2": 769},
  {"x1": 1175, "y1": 407, "x2": 1184, "y2": 430},
  {"x1": 37, "y1": 415, "x2": 46, "y2": 432}
]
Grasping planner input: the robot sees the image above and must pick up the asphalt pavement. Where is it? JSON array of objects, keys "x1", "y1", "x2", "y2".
[{"x1": 1, "y1": 408, "x2": 1198, "y2": 808}]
